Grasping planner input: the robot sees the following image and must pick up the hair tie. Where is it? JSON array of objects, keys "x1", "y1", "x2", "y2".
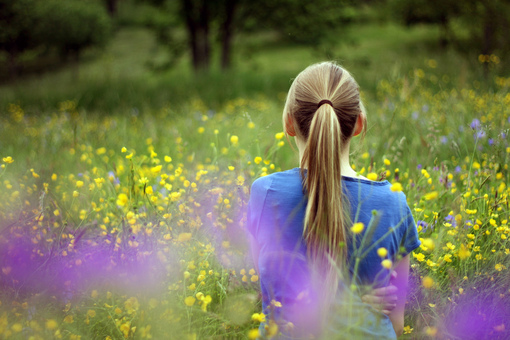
[{"x1": 317, "y1": 99, "x2": 333, "y2": 109}]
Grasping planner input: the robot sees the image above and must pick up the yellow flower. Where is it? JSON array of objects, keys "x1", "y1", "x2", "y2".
[
  {"x1": 116, "y1": 193, "x2": 128, "y2": 206},
  {"x1": 251, "y1": 275, "x2": 259, "y2": 282},
  {"x1": 367, "y1": 172, "x2": 378, "y2": 181},
  {"x1": 381, "y1": 259, "x2": 392, "y2": 269},
  {"x1": 254, "y1": 156, "x2": 262, "y2": 164},
  {"x1": 248, "y1": 329, "x2": 260, "y2": 340},
  {"x1": 178, "y1": 233, "x2": 192, "y2": 242},
  {"x1": 422, "y1": 238, "x2": 435, "y2": 251},
  {"x1": 230, "y1": 135, "x2": 239, "y2": 144},
  {"x1": 495, "y1": 264, "x2": 505, "y2": 271},
  {"x1": 248, "y1": 122, "x2": 255, "y2": 129},
  {"x1": 46, "y1": 319, "x2": 58, "y2": 330},
  {"x1": 275, "y1": 132, "x2": 285, "y2": 140},
  {"x1": 423, "y1": 191, "x2": 438, "y2": 200},
  {"x1": 351, "y1": 222, "x2": 364, "y2": 234},
  {"x1": 2, "y1": 156, "x2": 14, "y2": 164},
  {"x1": 76, "y1": 180, "x2": 84, "y2": 188},
  {"x1": 121, "y1": 147, "x2": 127, "y2": 153},
  {"x1": 377, "y1": 247, "x2": 388, "y2": 258},
  {"x1": 251, "y1": 313, "x2": 266, "y2": 323},
  {"x1": 403, "y1": 325, "x2": 413, "y2": 334},
  {"x1": 201, "y1": 295, "x2": 212, "y2": 311},
  {"x1": 184, "y1": 296, "x2": 196, "y2": 306},
  {"x1": 425, "y1": 326, "x2": 437, "y2": 336},
  {"x1": 384, "y1": 158, "x2": 391, "y2": 166},
  {"x1": 197, "y1": 127, "x2": 205, "y2": 134},
  {"x1": 413, "y1": 252, "x2": 425, "y2": 262},
  {"x1": 390, "y1": 182, "x2": 403, "y2": 192},
  {"x1": 458, "y1": 244, "x2": 471, "y2": 260},
  {"x1": 151, "y1": 165, "x2": 162, "y2": 174},
  {"x1": 236, "y1": 175, "x2": 245, "y2": 186},
  {"x1": 422, "y1": 276, "x2": 434, "y2": 289},
  {"x1": 11, "y1": 323, "x2": 23, "y2": 332}
]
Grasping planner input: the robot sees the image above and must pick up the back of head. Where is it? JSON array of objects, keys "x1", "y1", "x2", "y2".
[{"x1": 282, "y1": 61, "x2": 366, "y2": 318}]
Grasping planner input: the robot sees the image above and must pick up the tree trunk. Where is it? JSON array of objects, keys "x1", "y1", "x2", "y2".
[
  {"x1": 438, "y1": 15, "x2": 449, "y2": 49},
  {"x1": 8, "y1": 46, "x2": 19, "y2": 81},
  {"x1": 105, "y1": 0, "x2": 119, "y2": 17},
  {"x1": 182, "y1": 0, "x2": 211, "y2": 72},
  {"x1": 220, "y1": 0, "x2": 237, "y2": 70},
  {"x1": 482, "y1": 6, "x2": 494, "y2": 80}
]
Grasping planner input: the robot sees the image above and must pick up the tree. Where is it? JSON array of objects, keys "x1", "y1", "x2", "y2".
[
  {"x1": 0, "y1": 0, "x2": 39, "y2": 79},
  {"x1": 0, "y1": 0, "x2": 112, "y2": 80},
  {"x1": 142, "y1": 0, "x2": 354, "y2": 73},
  {"x1": 36, "y1": 0, "x2": 112, "y2": 76},
  {"x1": 389, "y1": 0, "x2": 461, "y2": 47},
  {"x1": 390, "y1": 0, "x2": 510, "y2": 62}
]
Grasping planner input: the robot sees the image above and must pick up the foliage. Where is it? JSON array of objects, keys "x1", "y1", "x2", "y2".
[
  {"x1": 35, "y1": 0, "x2": 112, "y2": 59},
  {"x1": 0, "y1": 0, "x2": 112, "y2": 79},
  {"x1": 389, "y1": 0, "x2": 510, "y2": 58},
  {"x1": 254, "y1": 0, "x2": 356, "y2": 45},
  {"x1": 0, "y1": 0, "x2": 41, "y2": 77}
]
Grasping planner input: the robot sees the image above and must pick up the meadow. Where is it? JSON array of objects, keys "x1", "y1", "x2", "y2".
[{"x1": 1, "y1": 23, "x2": 510, "y2": 339}]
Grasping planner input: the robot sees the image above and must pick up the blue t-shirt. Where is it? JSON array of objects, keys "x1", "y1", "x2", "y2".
[{"x1": 247, "y1": 168, "x2": 421, "y2": 339}]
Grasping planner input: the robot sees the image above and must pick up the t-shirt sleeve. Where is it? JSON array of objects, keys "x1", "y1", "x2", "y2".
[
  {"x1": 246, "y1": 177, "x2": 271, "y2": 238},
  {"x1": 398, "y1": 196, "x2": 421, "y2": 257}
]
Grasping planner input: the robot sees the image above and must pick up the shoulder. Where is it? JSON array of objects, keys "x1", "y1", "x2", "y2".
[{"x1": 251, "y1": 168, "x2": 302, "y2": 194}]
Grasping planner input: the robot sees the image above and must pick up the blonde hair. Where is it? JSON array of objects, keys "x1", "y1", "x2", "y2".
[{"x1": 283, "y1": 62, "x2": 366, "y2": 310}]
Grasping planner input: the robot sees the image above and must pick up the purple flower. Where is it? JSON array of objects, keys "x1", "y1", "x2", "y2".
[
  {"x1": 418, "y1": 220, "x2": 432, "y2": 232},
  {"x1": 440, "y1": 136, "x2": 448, "y2": 144},
  {"x1": 417, "y1": 164, "x2": 422, "y2": 170},
  {"x1": 470, "y1": 118, "x2": 481, "y2": 130},
  {"x1": 488, "y1": 138, "x2": 494, "y2": 146},
  {"x1": 474, "y1": 130, "x2": 486, "y2": 139},
  {"x1": 412, "y1": 111, "x2": 419, "y2": 120},
  {"x1": 108, "y1": 171, "x2": 120, "y2": 185},
  {"x1": 422, "y1": 105, "x2": 429, "y2": 112},
  {"x1": 445, "y1": 214, "x2": 457, "y2": 227},
  {"x1": 455, "y1": 166, "x2": 461, "y2": 173}
]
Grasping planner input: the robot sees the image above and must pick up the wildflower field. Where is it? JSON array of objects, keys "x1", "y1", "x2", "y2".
[{"x1": 1, "y1": 64, "x2": 509, "y2": 339}]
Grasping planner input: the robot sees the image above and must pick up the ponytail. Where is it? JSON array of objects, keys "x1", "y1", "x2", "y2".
[{"x1": 301, "y1": 102, "x2": 349, "y2": 305}]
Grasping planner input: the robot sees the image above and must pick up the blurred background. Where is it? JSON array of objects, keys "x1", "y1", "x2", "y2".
[{"x1": 1, "y1": 0, "x2": 509, "y2": 113}]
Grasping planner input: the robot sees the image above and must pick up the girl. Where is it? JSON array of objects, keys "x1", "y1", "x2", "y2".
[{"x1": 247, "y1": 62, "x2": 420, "y2": 339}]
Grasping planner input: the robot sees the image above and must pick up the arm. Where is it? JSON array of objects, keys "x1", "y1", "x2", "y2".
[
  {"x1": 388, "y1": 254, "x2": 410, "y2": 337},
  {"x1": 361, "y1": 256, "x2": 410, "y2": 335}
]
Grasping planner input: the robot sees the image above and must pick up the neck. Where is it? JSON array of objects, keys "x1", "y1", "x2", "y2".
[{"x1": 295, "y1": 137, "x2": 359, "y2": 178}]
